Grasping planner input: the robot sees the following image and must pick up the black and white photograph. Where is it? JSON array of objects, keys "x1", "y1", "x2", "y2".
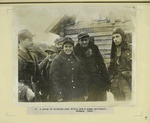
[{"x1": 13, "y1": 5, "x2": 136, "y2": 105}]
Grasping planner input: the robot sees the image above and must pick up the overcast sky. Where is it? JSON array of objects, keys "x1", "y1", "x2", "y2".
[{"x1": 13, "y1": 5, "x2": 135, "y2": 45}]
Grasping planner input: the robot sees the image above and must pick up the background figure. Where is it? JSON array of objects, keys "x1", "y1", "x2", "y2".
[
  {"x1": 108, "y1": 28, "x2": 132, "y2": 101},
  {"x1": 74, "y1": 32, "x2": 111, "y2": 101},
  {"x1": 50, "y1": 37, "x2": 88, "y2": 102},
  {"x1": 39, "y1": 45, "x2": 58, "y2": 101},
  {"x1": 18, "y1": 29, "x2": 48, "y2": 102},
  {"x1": 31, "y1": 43, "x2": 47, "y2": 64}
]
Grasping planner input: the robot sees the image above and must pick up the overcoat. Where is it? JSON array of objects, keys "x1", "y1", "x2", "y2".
[
  {"x1": 74, "y1": 42, "x2": 111, "y2": 101},
  {"x1": 74, "y1": 42, "x2": 110, "y2": 89},
  {"x1": 18, "y1": 49, "x2": 48, "y2": 102},
  {"x1": 50, "y1": 50, "x2": 88, "y2": 101}
]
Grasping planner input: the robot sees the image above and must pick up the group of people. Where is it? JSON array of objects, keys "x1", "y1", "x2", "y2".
[{"x1": 18, "y1": 27, "x2": 132, "y2": 102}]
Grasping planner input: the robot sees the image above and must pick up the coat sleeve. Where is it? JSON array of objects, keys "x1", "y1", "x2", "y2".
[
  {"x1": 50, "y1": 57, "x2": 64, "y2": 100},
  {"x1": 33, "y1": 53, "x2": 49, "y2": 94},
  {"x1": 125, "y1": 49, "x2": 132, "y2": 69},
  {"x1": 78, "y1": 63, "x2": 89, "y2": 96},
  {"x1": 94, "y1": 45, "x2": 111, "y2": 85}
]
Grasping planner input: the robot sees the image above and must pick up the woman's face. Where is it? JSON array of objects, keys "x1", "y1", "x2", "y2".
[
  {"x1": 63, "y1": 43, "x2": 73, "y2": 55},
  {"x1": 112, "y1": 34, "x2": 122, "y2": 46}
]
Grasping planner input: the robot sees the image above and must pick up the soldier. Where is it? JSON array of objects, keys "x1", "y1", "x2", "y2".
[
  {"x1": 108, "y1": 28, "x2": 132, "y2": 101},
  {"x1": 18, "y1": 29, "x2": 48, "y2": 102},
  {"x1": 74, "y1": 32, "x2": 111, "y2": 101},
  {"x1": 50, "y1": 37, "x2": 88, "y2": 102}
]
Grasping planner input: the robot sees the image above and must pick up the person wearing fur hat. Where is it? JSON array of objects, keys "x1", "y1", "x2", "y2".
[
  {"x1": 108, "y1": 28, "x2": 132, "y2": 101},
  {"x1": 74, "y1": 32, "x2": 111, "y2": 101},
  {"x1": 50, "y1": 37, "x2": 88, "y2": 102}
]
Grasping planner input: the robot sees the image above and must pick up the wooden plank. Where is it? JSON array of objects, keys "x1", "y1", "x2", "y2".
[
  {"x1": 65, "y1": 32, "x2": 112, "y2": 38},
  {"x1": 65, "y1": 25, "x2": 133, "y2": 35},
  {"x1": 65, "y1": 21, "x2": 133, "y2": 30},
  {"x1": 94, "y1": 36, "x2": 112, "y2": 40},
  {"x1": 94, "y1": 40, "x2": 112, "y2": 44},
  {"x1": 66, "y1": 34, "x2": 112, "y2": 40},
  {"x1": 98, "y1": 45, "x2": 111, "y2": 50},
  {"x1": 100, "y1": 50, "x2": 111, "y2": 55}
]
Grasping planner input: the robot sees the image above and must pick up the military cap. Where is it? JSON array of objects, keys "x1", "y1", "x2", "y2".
[
  {"x1": 78, "y1": 32, "x2": 89, "y2": 39},
  {"x1": 54, "y1": 37, "x2": 64, "y2": 44},
  {"x1": 45, "y1": 46, "x2": 58, "y2": 53},
  {"x1": 18, "y1": 29, "x2": 35, "y2": 40},
  {"x1": 62, "y1": 37, "x2": 74, "y2": 46}
]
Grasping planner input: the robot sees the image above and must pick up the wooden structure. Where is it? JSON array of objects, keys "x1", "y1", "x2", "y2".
[{"x1": 46, "y1": 14, "x2": 134, "y2": 68}]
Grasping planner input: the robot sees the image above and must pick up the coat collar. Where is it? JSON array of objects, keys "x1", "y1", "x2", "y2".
[{"x1": 59, "y1": 50, "x2": 79, "y2": 62}]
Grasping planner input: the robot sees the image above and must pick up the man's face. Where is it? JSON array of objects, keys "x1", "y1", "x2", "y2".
[
  {"x1": 21, "y1": 37, "x2": 33, "y2": 50},
  {"x1": 63, "y1": 43, "x2": 73, "y2": 55},
  {"x1": 112, "y1": 34, "x2": 122, "y2": 46},
  {"x1": 79, "y1": 37, "x2": 90, "y2": 47},
  {"x1": 46, "y1": 51, "x2": 57, "y2": 59}
]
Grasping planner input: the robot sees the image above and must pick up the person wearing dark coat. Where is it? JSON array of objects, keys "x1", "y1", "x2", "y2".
[
  {"x1": 18, "y1": 29, "x2": 48, "y2": 102},
  {"x1": 74, "y1": 32, "x2": 111, "y2": 101},
  {"x1": 108, "y1": 28, "x2": 132, "y2": 101},
  {"x1": 50, "y1": 37, "x2": 88, "y2": 102},
  {"x1": 38, "y1": 46, "x2": 58, "y2": 101}
]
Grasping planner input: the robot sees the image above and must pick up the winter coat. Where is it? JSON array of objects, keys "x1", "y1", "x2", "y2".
[
  {"x1": 18, "y1": 49, "x2": 48, "y2": 102},
  {"x1": 50, "y1": 50, "x2": 88, "y2": 101},
  {"x1": 108, "y1": 42, "x2": 132, "y2": 101},
  {"x1": 74, "y1": 42, "x2": 111, "y2": 90}
]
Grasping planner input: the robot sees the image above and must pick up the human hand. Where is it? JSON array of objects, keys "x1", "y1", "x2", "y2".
[
  {"x1": 84, "y1": 96, "x2": 88, "y2": 101},
  {"x1": 26, "y1": 88, "x2": 35, "y2": 101},
  {"x1": 58, "y1": 98, "x2": 63, "y2": 102},
  {"x1": 111, "y1": 79, "x2": 113, "y2": 83}
]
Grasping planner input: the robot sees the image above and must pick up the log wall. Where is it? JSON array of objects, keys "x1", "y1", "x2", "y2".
[{"x1": 65, "y1": 20, "x2": 134, "y2": 68}]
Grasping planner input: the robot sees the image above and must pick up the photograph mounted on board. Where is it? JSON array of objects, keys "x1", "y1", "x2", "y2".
[{"x1": 13, "y1": 5, "x2": 136, "y2": 106}]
